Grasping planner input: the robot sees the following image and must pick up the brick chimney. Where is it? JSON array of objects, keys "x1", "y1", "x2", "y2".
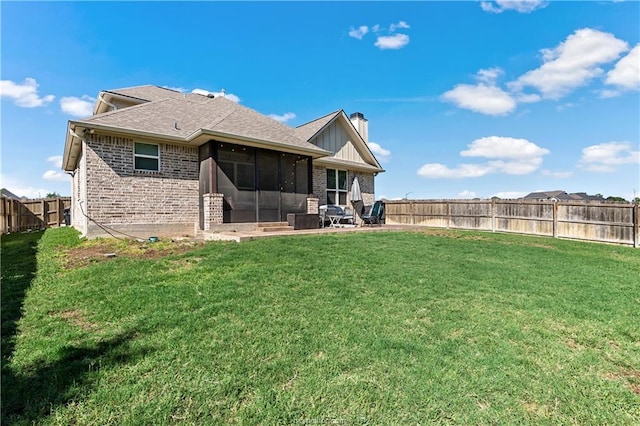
[{"x1": 349, "y1": 112, "x2": 368, "y2": 143}]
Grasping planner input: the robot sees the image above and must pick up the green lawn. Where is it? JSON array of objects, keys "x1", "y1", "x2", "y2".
[{"x1": 2, "y1": 227, "x2": 639, "y2": 424}]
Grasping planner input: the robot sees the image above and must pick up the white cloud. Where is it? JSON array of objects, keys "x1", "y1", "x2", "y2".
[
  {"x1": 368, "y1": 141, "x2": 391, "y2": 163},
  {"x1": 192, "y1": 88, "x2": 240, "y2": 103},
  {"x1": 268, "y1": 112, "x2": 296, "y2": 123},
  {"x1": 441, "y1": 83, "x2": 516, "y2": 115},
  {"x1": 0, "y1": 174, "x2": 50, "y2": 199},
  {"x1": 509, "y1": 28, "x2": 629, "y2": 99},
  {"x1": 476, "y1": 67, "x2": 503, "y2": 83},
  {"x1": 457, "y1": 190, "x2": 478, "y2": 199},
  {"x1": 42, "y1": 170, "x2": 70, "y2": 182},
  {"x1": 349, "y1": 25, "x2": 369, "y2": 40},
  {"x1": 60, "y1": 95, "x2": 95, "y2": 117},
  {"x1": 441, "y1": 68, "x2": 518, "y2": 115},
  {"x1": 0, "y1": 77, "x2": 54, "y2": 107},
  {"x1": 599, "y1": 89, "x2": 621, "y2": 98},
  {"x1": 515, "y1": 93, "x2": 541, "y2": 103},
  {"x1": 480, "y1": 0, "x2": 547, "y2": 14},
  {"x1": 578, "y1": 141, "x2": 640, "y2": 173},
  {"x1": 389, "y1": 21, "x2": 410, "y2": 32},
  {"x1": 374, "y1": 34, "x2": 410, "y2": 50},
  {"x1": 541, "y1": 169, "x2": 574, "y2": 178},
  {"x1": 418, "y1": 163, "x2": 494, "y2": 178},
  {"x1": 556, "y1": 102, "x2": 575, "y2": 111},
  {"x1": 418, "y1": 136, "x2": 549, "y2": 178},
  {"x1": 47, "y1": 155, "x2": 63, "y2": 168},
  {"x1": 461, "y1": 136, "x2": 550, "y2": 159},
  {"x1": 372, "y1": 24, "x2": 381, "y2": 33},
  {"x1": 605, "y1": 44, "x2": 640, "y2": 91}
]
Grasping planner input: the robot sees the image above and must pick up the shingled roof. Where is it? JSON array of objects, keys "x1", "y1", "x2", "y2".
[
  {"x1": 102, "y1": 85, "x2": 186, "y2": 103},
  {"x1": 295, "y1": 110, "x2": 341, "y2": 141},
  {"x1": 64, "y1": 90, "x2": 329, "y2": 170}
]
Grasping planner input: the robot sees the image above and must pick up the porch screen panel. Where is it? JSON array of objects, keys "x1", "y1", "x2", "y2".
[
  {"x1": 257, "y1": 150, "x2": 280, "y2": 222},
  {"x1": 281, "y1": 153, "x2": 309, "y2": 221},
  {"x1": 217, "y1": 144, "x2": 256, "y2": 223}
]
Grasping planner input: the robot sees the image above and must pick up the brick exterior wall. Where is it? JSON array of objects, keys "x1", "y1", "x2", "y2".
[
  {"x1": 312, "y1": 165, "x2": 375, "y2": 207},
  {"x1": 312, "y1": 166, "x2": 327, "y2": 203},
  {"x1": 203, "y1": 193, "x2": 224, "y2": 230},
  {"x1": 83, "y1": 133, "x2": 199, "y2": 232}
]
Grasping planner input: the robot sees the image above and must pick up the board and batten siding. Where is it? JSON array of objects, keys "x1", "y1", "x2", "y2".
[{"x1": 310, "y1": 121, "x2": 366, "y2": 165}]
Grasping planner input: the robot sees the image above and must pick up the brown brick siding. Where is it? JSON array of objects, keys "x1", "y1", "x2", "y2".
[
  {"x1": 312, "y1": 165, "x2": 375, "y2": 206},
  {"x1": 84, "y1": 133, "x2": 199, "y2": 226}
]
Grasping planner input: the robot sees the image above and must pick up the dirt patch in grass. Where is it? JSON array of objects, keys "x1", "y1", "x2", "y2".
[
  {"x1": 50, "y1": 309, "x2": 98, "y2": 330},
  {"x1": 410, "y1": 228, "x2": 555, "y2": 249},
  {"x1": 603, "y1": 370, "x2": 640, "y2": 395},
  {"x1": 64, "y1": 238, "x2": 206, "y2": 269},
  {"x1": 622, "y1": 370, "x2": 640, "y2": 395}
]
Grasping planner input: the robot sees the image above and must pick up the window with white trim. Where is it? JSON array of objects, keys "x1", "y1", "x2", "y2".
[
  {"x1": 134, "y1": 142, "x2": 160, "y2": 171},
  {"x1": 326, "y1": 168, "x2": 347, "y2": 205}
]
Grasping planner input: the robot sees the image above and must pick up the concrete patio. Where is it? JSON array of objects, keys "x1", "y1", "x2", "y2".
[{"x1": 197, "y1": 223, "x2": 408, "y2": 243}]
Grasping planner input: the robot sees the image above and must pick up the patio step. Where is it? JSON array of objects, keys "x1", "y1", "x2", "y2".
[{"x1": 257, "y1": 222, "x2": 294, "y2": 232}]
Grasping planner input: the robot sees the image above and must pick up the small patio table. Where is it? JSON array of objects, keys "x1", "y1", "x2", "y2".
[{"x1": 328, "y1": 213, "x2": 354, "y2": 228}]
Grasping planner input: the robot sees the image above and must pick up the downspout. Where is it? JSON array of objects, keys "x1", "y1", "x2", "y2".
[
  {"x1": 97, "y1": 93, "x2": 117, "y2": 113},
  {"x1": 67, "y1": 127, "x2": 88, "y2": 234},
  {"x1": 68, "y1": 127, "x2": 83, "y2": 140}
]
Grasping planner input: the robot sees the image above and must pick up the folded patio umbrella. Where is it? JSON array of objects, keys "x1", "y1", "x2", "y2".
[{"x1": 350, "y1": 176, "x2": 364, "y2": 219}]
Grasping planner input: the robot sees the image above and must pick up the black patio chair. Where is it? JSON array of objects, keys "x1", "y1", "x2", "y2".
[{"x1": 361, "y1": 200, "x2": 384, "y2": 226}]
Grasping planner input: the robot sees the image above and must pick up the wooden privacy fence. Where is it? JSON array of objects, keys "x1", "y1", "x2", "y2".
[
  {"x1": 1, "y1": 197, "x2": 71, "y2": 234},
  {"x1": 384, "y1": 199, "x2": 640, "y2": 248}
]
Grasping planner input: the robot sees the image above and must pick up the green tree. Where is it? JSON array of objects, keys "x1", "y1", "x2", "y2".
[
  {"x1": 45, "y1": 192, "x2": 61, "y2": 198},
  {"x1": 605, "y1": 196, "x2": 627, "y2": 202}
]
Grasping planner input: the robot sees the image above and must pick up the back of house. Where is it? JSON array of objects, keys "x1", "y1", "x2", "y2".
[{"x1": 61, "y1": 85, "x2": 384, "y2": 238}]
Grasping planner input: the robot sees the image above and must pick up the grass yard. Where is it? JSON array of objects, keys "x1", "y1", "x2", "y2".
[{"x1": 2, "y1": 227, "x2": 639, "y2": 424}]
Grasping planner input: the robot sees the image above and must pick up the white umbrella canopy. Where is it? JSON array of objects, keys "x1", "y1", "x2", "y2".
[{"x1": 350, "y1": 176, "x2": 364, "y2": 218}]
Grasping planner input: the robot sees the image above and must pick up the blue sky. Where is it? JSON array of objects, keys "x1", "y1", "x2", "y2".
[{"x1": 1, "y1": 1, "x2": 639, "y2": 200}]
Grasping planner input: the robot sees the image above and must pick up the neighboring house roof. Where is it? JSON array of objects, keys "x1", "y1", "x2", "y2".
[
  {"x1": 523, "y1": 190, "x2": 569, "y2": 200},
  {"x1": 523, "y1": 190, "x2": 604, "y2": 201},
  {"x1": 569, "y1": 192, "x2": 604, "y2": 201},
  {"x1": 64, "y1": 91, "x2": 330, "y2": 171},
  {"x1": 1, "y1": 188, "x2": 21, "y2": 199}
]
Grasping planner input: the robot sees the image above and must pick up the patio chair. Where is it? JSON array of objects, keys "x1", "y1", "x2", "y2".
[{"x1": 361, "y1": 200, "x2": 384, "y2": 226}]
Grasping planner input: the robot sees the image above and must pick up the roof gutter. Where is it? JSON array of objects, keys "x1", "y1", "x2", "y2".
[
  {"x1": 189, "y1": 129, "x2": 331, "y2": 159},
  {"x1": 62, "y1": 124, "x2": 85, "y2": 171},
  {"x1": 93, "y1": 92, "x2": 118, "y2": 115},
  {"x1": 314, "y1": 157, "x2": 385, "y2": 174}
]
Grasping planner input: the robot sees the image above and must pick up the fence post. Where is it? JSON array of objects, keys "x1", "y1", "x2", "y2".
[
  {"x1": 410, "y1": 200, "x2": 414, "y2": 225},
  {"x1": 634, "y1": 203, "x2": 639, "y2": 249},
  {"x1": 491, "y1": 198, "x2": 496, "y2": 232},
  {"x1": 552, "y1": 200, "x2": 558, "y2": 238},
  {"x1": 14, "y1": 199, "x2": 20, "y2": 233},
  {"x1": 446, "y1": 200, "x2": 450, "y2": 229},
  {"x1": 41, "y1": 198, "x2": 47, "y2": 229},
  {"x1": 58, "y1": 197, "x2": 64, "y2": 226}
]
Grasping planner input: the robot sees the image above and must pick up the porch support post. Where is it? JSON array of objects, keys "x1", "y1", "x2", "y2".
[
  {"x1": 203, "y1": 193, "x2": 224, "y2": 230},
  {"x1": 307, "y1": 197, "x2": 319, "y2": 214}
]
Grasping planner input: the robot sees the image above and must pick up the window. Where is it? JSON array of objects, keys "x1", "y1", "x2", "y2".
[
  {"x1": 327, "y1": 169, "x2": 347, "y2": 205},
  {"x1": 134, "y1": 142, "x2": 160, "y2": 171}
]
